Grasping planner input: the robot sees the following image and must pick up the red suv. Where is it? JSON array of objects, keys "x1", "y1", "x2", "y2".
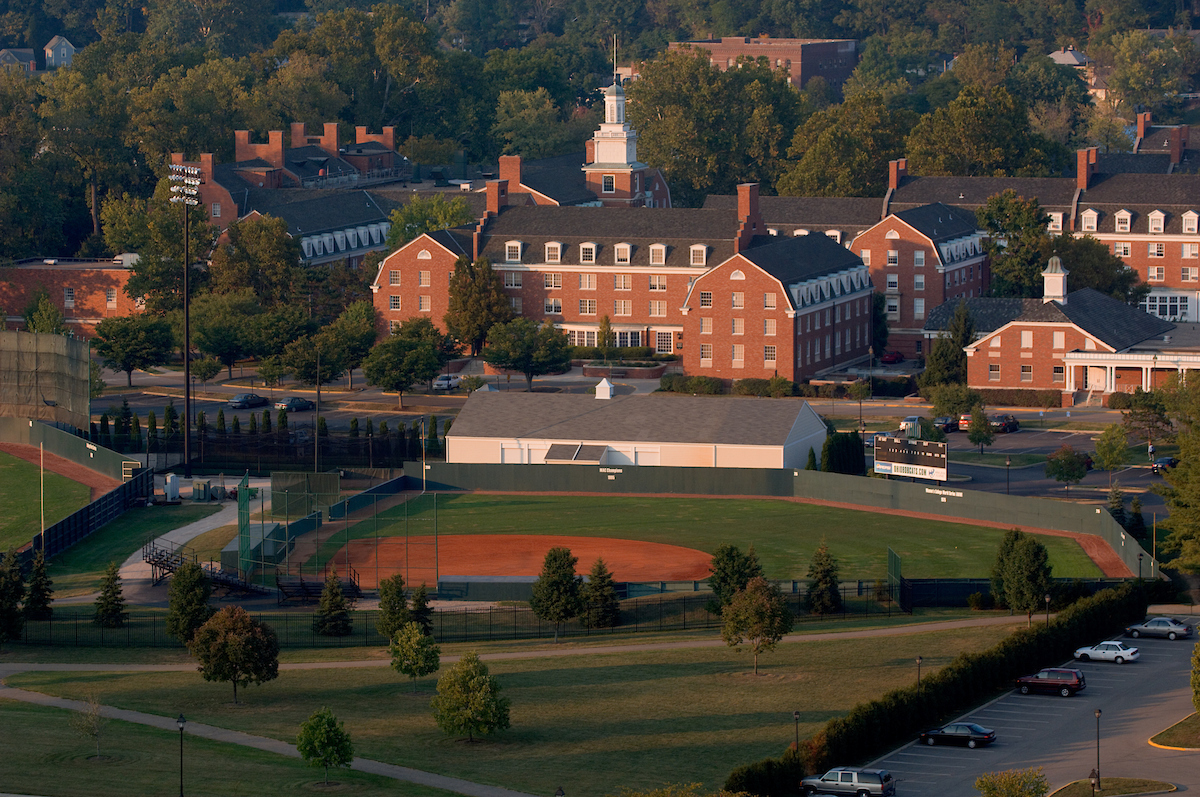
[{"x1": 1015, "y1": 667, "x2": 1086, "y2": 697}]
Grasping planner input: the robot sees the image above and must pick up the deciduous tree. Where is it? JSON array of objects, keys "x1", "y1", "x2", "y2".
[
  {"x1": 166, "y1": 561, "x2": 213, "y2": 643},
  {"x1": 446, "y1": 256, "x2": 512, "y2": 356},
  {"x1": 974, "y1": 767, "x2": 1049, "y2": 797},
  {"x1": 1045, "y1": 444, "x2": 1089, "y2": 495},
  {"x1": 968, "y1": 406, "x2": 995, "y2": 454},
  {"x1": 1003, "y1": 536, "x2": 1052, "y2": 626},
  {"x1": 188, "y1": 606, "x2": 280, "y2": 703},
  {"x1": 69, "y1": 694, "x2": 109, "y2": 758},
  {"x1": 1094, "y1": 424, "x2": 1128, "y2": 486},
  {"x1": 529, "y1": 546, "x2": 582, "y2": 643},
  {"x1": 491, "y1": 87, "x2": 573, "y2": 158},
  {"x1": 977, "y1": 191, "x2": 1052, "y2": 298},
  {"x1": 208, "y1": 216, "x2": 301, "y2": 305},
  {"x1": 722, "y1": 576, "x2": 794, "y2": 674},
  {"x1": 1043, "y1": 234, "x2": 1148, "y2": 306},
  {"x1": 296, "y1": 707, "x2": 354, "y2": 785},
  {"x1": 389, "y1": 620, "x2": 441, "y2": 692},
  {"x1": 93, "y1": 316, "x2": 174, "y2": 386},
  {"x1": 385, "y1": 194, "x2": 474, "y2": 250},
  {"x1": 483, "y1": 318, "x2": 570, "y2": 391},
  {"x1": 362, "y1": 334, "x2": 440, "y2": 409},
  {"x1": 24, "y1": 293, "x2": 65, "y2": 335},
  {"x1": 1123, "y1": 389, "x2": 1172, "y2": 449},
  {"x1": 431, "y1": 651, "x2": 510, "y2": 742}
]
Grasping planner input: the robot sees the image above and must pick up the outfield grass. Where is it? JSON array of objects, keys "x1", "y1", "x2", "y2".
[
  {"x1": 48, "y1": 504, "x2": 221, "y2": 597},
  {"x1": 8, "y1": 621, "x2": 1022, "y2": 797},
  {"x1": 0, "y1": 450, "x2": 92, "y2": 551},
  {"x1": 307, "y1": 494, "x2": 1101, "y2": 580},
  {"x1": 0, "y1": 700, "x2": 453, "y2": 797}
]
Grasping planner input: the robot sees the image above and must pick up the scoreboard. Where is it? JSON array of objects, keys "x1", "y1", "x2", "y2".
[{"x1": 873, "y1": 435, "x2": 948, "y2": 482}]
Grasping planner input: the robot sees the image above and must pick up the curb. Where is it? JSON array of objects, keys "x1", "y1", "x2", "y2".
[
  {"x1": 1147, "y1": 712, "x2": 1200, "y2": 751},
  {"x1": 1049, "y1": 785, "x2": 1177, "y2": 797}
]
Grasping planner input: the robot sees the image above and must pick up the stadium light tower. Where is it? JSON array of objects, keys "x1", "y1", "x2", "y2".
[{"x1": 169, "y1": 163, "x2": 201, "y2": 479}]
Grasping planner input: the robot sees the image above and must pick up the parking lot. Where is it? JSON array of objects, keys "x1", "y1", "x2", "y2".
[{"x1": 872, "y1": 631, "x2": 1199, "y2": 795}]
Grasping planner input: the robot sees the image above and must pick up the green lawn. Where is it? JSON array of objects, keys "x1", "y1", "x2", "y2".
[
  {"x1": 0, "y1": 700, "x2": 454, "y2": 797},
  {"x1": 8, "y1": 621, "x2": 1022, "y2": 797},
  {"x1": 48, "y1": 504, "x2": 221, "y2": 597},
  {"x1": 1151, "y1": 711, "x2": 1200, "y2": 749},
  {"x1": 305, "y1": 494, "x2": 1101, "y2": 580},
  {"x1": 950, "y1": 451, "x2": 1046, "y2": 467},
  {"x1": 0, "y1": 450, "x2": 92, "y2": 551},
  {"x1": 188, "y1": 522, "x2": 238, "y2": 566},
  {"x1": 1050, "y1": 779, "x2": 1176, "y2": 797}
]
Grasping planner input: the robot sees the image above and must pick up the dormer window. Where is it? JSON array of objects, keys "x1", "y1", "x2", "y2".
[
  {"x1": 615, "y1": 243, "x2": 631, "y2": 264},
  {"x1": 545, "y1": 242, "x2": 561, "y2": 263},
  {"x1": 1115, "y1": 210, "x2": 1131, "y2": 233},
  {"x1": 1048, "y1": 213, "x2": 1063, "y2": 231},
  {"x1": 825, "y1": 230, "x2": 841, "y2": 244},
  {"x1": 1183, "y1": 212, "x2": 1199, "y2": 234},
  {"x1": 649, "y1": 244, "x2": 666, "y2": 265},
  {"x1": 1148, "y1": 210, "x2": 1165, "y2": 233},
  {"x1": 690, "y1": 245, "x2": 707, "y2": 266},
  {"x1": 794, "y1": 229, "x2": 809, "y2": 236},
  {"x1": 1080, "y1": 209, "x2": 1098, "y2": 232},
  {"x1": 505, "y1": 241, "x2": 522, "y2": 262},
  {"x1": 580, "y1": 243, "x2": 597, "y2": 264}
]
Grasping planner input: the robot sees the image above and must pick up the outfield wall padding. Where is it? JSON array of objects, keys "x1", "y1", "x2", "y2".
[{"x1": 0, "y1": 416, "x2": 140, "y2": 483}]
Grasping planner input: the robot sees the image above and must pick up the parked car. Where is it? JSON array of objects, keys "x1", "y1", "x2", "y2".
[
  {"x1": 229, "y1": 393, "x2": 268, "y2": 409},
  {"x1": 879, "y1": 351, "x2": 904, "y2": 364},
  {"x1": 1015, "y1": 667, "x2": 1086, "y2": 697},
  {"x1": 1125, "y1": 617, "x2": 1193, "y2": 640},
  {"x1": 989, "y1": 414, "x2": 1020, "y2": 433},
  {"x1": 1152, "y1": 456, "x2": 1179, "y2": 474},
  {"x1": 1073, "y1": 640, "x2": 1139, "y2": 664},
  {"x1": 432, "y1": 374, "x2": 462, "y2": 390},
  {"x1": 1082, "y1": 452, "x2": 1094, "y2": 470},
  {"x1": 801, "y1": 768, "x2": 896, "y2": 796},
  {"x1": 933, "y1": 416, "x2": 956, "y2": 432},
  {"x1": 958, "y1": 413, "x2": 972, "y2": 431},
  {"x1": 919, "y1": 723, "x2": 996, "y2": 748},
  {"x1": 274, "y1": 397, "x2": 315, "y2": 412}
]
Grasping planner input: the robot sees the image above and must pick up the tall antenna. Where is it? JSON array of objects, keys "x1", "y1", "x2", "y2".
[{"x1": 613, "y1": 35, "x2": 619, "y2": 86}]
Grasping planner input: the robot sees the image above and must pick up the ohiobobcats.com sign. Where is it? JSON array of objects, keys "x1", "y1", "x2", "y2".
[{"x1": 873, "y1": 435, "x2": 948, "y2": 482}]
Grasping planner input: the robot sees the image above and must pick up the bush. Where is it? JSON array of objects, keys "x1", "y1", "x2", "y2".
[
  {"x1": 570, "y1": 345, "x2": 656, "y2": 361},
  {"x1": 1108, "y1": 392, "x2": 1133, "y2": 410},
  {"x1": 975, "y1": 388, "x2": 1062, "y2": 408},
  {"x1": 733, "y1": 378, "x2": 773, "y2": 396},
  {"x1": 869, "y1": 376, "x2": 916, "y2": 398},
  {"x1": 966, "y1": 591, "x2": 995, "y2": 610},
  {"x1": 659, "y1": 374, "x2": 725, "y2": 394}
]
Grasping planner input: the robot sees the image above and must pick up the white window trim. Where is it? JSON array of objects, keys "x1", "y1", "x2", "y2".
[
  {"x1": 1080, "y1": 209, "x2": 1098, "y2": 232},
  {"x1": 614, "y1": 243, "x2": 631, "y2": 264},
  {"x1": 580, "y1": 242, "x2": 597, "y2": 264},
  {"x1": 690, "y1": 245, "x2": 707, "y2": 266},
  {"x1": 649, "y1": 244, "x2": 666, "y2": 265},
  {"x1": 545, "y1": 242, "x2": 562, "y2": 263},
  {"x1": 504, "y1": 240, "x2": 523, "y2": 263}
]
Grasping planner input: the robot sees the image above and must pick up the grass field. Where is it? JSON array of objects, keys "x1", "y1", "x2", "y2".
[
  {"x1": 0, "y1": 700, "x2": 454, "y2": 797},
  {"x1": 187, "y1": 523, "x2": 238, "y2": 565},
  {"x1": 306, "y1": 494, "x2": 1102, "y2": 580},
  {"x1": 1050, "y1": 779, "x2": 1176, "y2": 797},
  {"x1": 7, "y1": 621, "x2": 1023, "y2": 797},
  {"x1": 0, "y1": 450, "x2": 92, "y2": 552},
  {"x1": 1150, "y1": 712, "x2": 1200, "y2": 749},
  {"x1": 47, "y1": 504, "x2": 221, "y2": 597}
]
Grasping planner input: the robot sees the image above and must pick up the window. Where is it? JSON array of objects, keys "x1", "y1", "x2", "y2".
[
  {"x1": 105, "y1": 288, "x2": 117, "y2": 308},
  {"x1": 579, "y1": 273, "x2": 596, "y2": 290},
  {"x1": 886, "y1": 250, "x2": 898, "y2": 266},
  {"x1": 764, "y1": 319, "x2": 776, "y2": 336},
  {"x1": 732, "y1": 292, "x2": 744, "y2": 309},
  {"x1": 989, "y1": 363, "x2": 1000, "y2": 381},
  {"x1": 886, "y1": 274, "x2": 898, "y2": 291},
  {"x1": 505, "y1": 242, "x2": 522, "y2": 262},
  {"x1": 63, "y1": 287, "x2": 74, "y2": 309},
  {"x1": 1053, "y1": 366, "x2": 1064, "y2": 383},
  {"x1": 389, "y1": 270, "x2": 400, "y2": 285},
  {"x1": 1021, "y1": 365, "x2": 1033, "y2": 382},
  {"x1": 580, "y1": 244, "x2": 596, "y2": 263},
  {"x1": 615, "y1": 244, "x2": 631, "y2": 264},
  {"x1": 1149, "y1": 211, "x2": 1165, "y2": 233},
  {"x1": 614, "y1": 300, "x2": 632, "y2": 316},
  {"x1": 615, "y1": 274, "x2": 631, "y2": 291},
  {"x1": 914, "y1": 250, "x2": 925, "y2": 267},
  {"x1": 418, "y1": 270, "x2": 430, "y2": 287},
  {"x1": 650, "y1": 245, "x2": 666, "y2": 265},
  {"x1": 1115, "y1": 212, "x2": 1131, "y2": 233},
  {"x1": 1183, "y1": 212, "x2": 1199, "y2": 234},
  {"x1": 1048, "y1": 213, "x2": 1062, "y2": 231},
  {"x1": 731, "y1": 344, "x2": 744, "y2": 363},
  {"x1": 545, "y1": 243, "x2": 561, "y2": 263},
  {"x1": 579, "y1": 299, "x2": 597, "y2": 315},
  {"x1": 617, "y1": 331, "x2": 640, "y2": 347},
  {"x1": 1081, "y1": 210, "x2": 1097, "y2": 232},
  {"x1": 699, "y1": 291, "x2": 713, "y2": 308},
  {"x1": 914, "y1": 274, "x2": 924, "y2": 291},
  {"x1": 388, "y1": 296, "x2": 401, "y2": 310},
  {"x1": 1142, "y1": 295, "x2": 1190, "y2": 318},
  {"x1": 649, "y1": 275, "x2": 667, "y2": 291},
  {"x1": 1019, "y1": 330, "x2": 1033, "y2": 348},
  {"x1": 700, "y1": 317, "x2": 713, "y2": 334},
  {"x1": 860, "y1": 249, "x2": 871, "y2": 266},
  {"x1": 1149, "y1": 266, "x2": 1165, "y2": 281},
  {"x1": 418, "y1": 249, "x2": 432, "y2": 260},
  {"x1": 649, "y1": 301, "x2": 666, "y2": 317},
  {"x1": 1053, "y1": 331, "x2": 1065, "y2": 349},
  {"x1": 690, "y1": 245, "x2": 707, "y2": 266},
  {"x1": 1150, "y1": 242, "x2": 1165, "y2": 258},
  {"x1": 1185, "y1": 243, "x2": 1199, "y2": 259},
  {"x1": 544, "y1": 298, "x2": 562, "y2": 314},
  {"x1": 700, "y1": 343, "x2": 713, "y2": 363},
  {"x1": 211, "y1": 202, "x2": 221, "y2": 218},
  {"x1": 388, "y1": 319, "x2": 400, "y2": 333},
  {"x1": 1114, "y1": 242, "x2": 1131, "y2": 258},
  {"x1": 602, "y1": 175, "x2": 615, "y2": 193},
  {"x1": 913, "y1": 298, "x2": 925, "y2": 319},
  {"x1": 764, "y1": 345, "x2": 776, "y2": 363},
  {"x1": 764, "y1": 292, "x2": 776, "y2": 309},
  {"x1": 732, "y1": 318, "x2": 744, "y2": 335},
  {"x1": 1183, "y1": 267, "x2": 1198, "y2": 282},
  {"x1": 656, "y1": 332, "x2": 674, "y2": 354},
  {"x1": 544, "y1": 273, "x2": 562, "y2": 289},
  {"x1": 886, "y1": 297, "x2": 899, "y2": 319},
  {"x1": 419, "y1": 296, "x2": 431, "y2": 311},
  {"x1": 503, "y1": 272, "x2": 522, "y2": 288},
  {"x1": 509, "y1": 296, "x2": 522, "y2": 314}
]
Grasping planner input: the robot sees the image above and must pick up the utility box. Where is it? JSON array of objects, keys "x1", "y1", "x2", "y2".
[{"x1": 193, "y1": 480, "x2": 210, "y2": 503}]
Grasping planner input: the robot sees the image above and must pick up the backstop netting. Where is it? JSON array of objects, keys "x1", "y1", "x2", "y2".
[{"x1": 0, "y1": 330, "x2": 90, "y2": 430}]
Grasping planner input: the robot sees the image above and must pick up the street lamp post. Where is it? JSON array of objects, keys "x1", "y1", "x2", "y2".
[
  {"x1": 1138, "y1": 552, "x2": 1143, "y2": 580},
  {"x1": 1094, "y1": 708, "x2": 1102, "y2": 790},
  {"x1": 868, "y1": 346, "x2": 874, "y2": 400},
  {"x1": 1005, "y1": 455, "x2": 1011, "y2": 495},
  {"x1": 1089, "y1": 769, "x2": 1098, "y2": 797},
  {"x1": 916, "y1": 655, "x2": 923, "y2": 707},
  {"x1": 168, "y1": 164, "x2": 200, "y2": 479},
  {"x1": 1045, "y1": 593, "x2": 1051, "y2": 626},
  {"x1": 177, "y1": 713, "x2": 186, "y2": 796},
  {"x1": 793, "y1": 710, "x2": 800, "y2": 751}
]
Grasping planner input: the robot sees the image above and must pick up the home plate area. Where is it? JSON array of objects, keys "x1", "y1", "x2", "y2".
[{"x1": 333, "y1": 534, "x2": 713, "y2": 589}]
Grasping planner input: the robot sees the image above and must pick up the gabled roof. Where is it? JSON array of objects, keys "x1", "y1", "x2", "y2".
[
  {"x1": 703, "y1": 195, "x2": 884, "y2": 230},
  {"x1": 44, "y1": 36, "x2": 73, "y2": 50},
  {"x1": 890, "y1": 176, "x2": 1077, "y2": 212},
  {"x1": 252, "y1": 190, "x2": 395, "y2": 237},
  {"x1": 1018, "y1": 288, "x2": 1174, "y2": 351},
  {"x1": 518, "y1": 151, "x2": 596, "y2": 206},
  {"x1": 1048, "y1": 47, "x2": 1091, "y2": 66},
  {"x1": 737, "y1": 232, "x2": 865, "y2": 289},
  {"x1": 892, "y1": 203, "x2": 980, "y2": 244},
  {"x1": 924, "y1": 297, "x2": 1035, "y2": 335}
]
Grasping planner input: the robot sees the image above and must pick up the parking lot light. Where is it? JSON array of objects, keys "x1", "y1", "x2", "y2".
[
  {"x1": 1045, "y1": 594, "x2": 1051, "y2": 627},
  {"x1": 916, "y1": 655, "x2": 923, "y2": 705},
  {"x1": 1089, "y1": 768, "x2": 1098, "y2": 797},
  {"x1": 1005, "y1": 455, "x2": 1011, "y2": 494},
  {"x1": 793, "y1": 710, "x2": 800, "y2": 751},
  {"x1": 1094, "y1": 709, "x2": 1102, "y2": 790}
]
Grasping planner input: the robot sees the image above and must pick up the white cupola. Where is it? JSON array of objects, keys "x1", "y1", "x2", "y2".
[
  {"x1": 1042, "y1": 256, "x2": 1068, "y2": 304},
  {"x1": 595, "y1": 378, "x2": 613, "y2": 400}
]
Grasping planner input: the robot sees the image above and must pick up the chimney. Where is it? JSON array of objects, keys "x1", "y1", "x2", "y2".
[
  {"x1": 1042, "y1": 255, "x2": 1069, "y2": 304},
  {"x1": 736, "y1": 183, "x2": 763, "y2": 253},
  {"x1": 355, "y1": 126, "x2": 397, "y2": 151},
  {"x1": 888, "y1": 158, "x2": 907, "y2": 191},
  {"x1": 499, "y1": 155, "x2": 522, "y2": 186},
  {"x1": 290, "y1": 122, "x2": 308, "y2": 147},
  {"x1": 1170, "y1": 126, "x2": 1187, "y2": 164},
  {"x1": 585, "y1": 139, "x2": 595, "y2": 165},
  {"x1": 1137, "y1": 111, "x2": 1152, "y2": 140},
  {"x1": 200, "y1": 153, "x2": 214, "y2": 178},
  {"x1": 321, "y1": 122, "x2": 339, "y2": 156},
  {"x1": 486, "y1": 179, "x2": 508, "y2": 216},
  {"x1": 1076, "y1": 147, "x2": 1098, "y2": 191},
  {"x1": 234, "y1": 130, "x2": 284, "y2": 168}
]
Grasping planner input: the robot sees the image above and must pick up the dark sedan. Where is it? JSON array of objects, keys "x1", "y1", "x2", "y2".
[
  {"x1": 229, "y1": 393, "x2": 268, "y2": 409},
  {"x1": 919, "y1": 723, "x2": 996, "y2": 748},
  {"x1": 274, "y1": 397, "x2": 315, "y2": 412},
  {"x1": 1152, "y1": 456, "x2": 1179, "y2": 475}
]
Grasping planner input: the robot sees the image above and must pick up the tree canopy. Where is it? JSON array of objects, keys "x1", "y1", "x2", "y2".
[
  {"x1": 529, "y1": 546, "x2": 583, "y2": 642},
  {"x1": 445, "y1": 257, "x2": 512, "y2": 356},
  {"x1": 721, "y1": 576, "x2": 794, "y2": 675},
  {"x1": 431, "y1": 651, "x2": 511, "y2": 742},
  {"x1": 187, "y1": 606, "x2": 280, "y2": 703},
  {"x1": 482, "y1": 317, "x2": 570, "y2": 391}
]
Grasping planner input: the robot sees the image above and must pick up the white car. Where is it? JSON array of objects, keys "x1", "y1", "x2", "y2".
[
  {"x1": 432, "y1": 374, "x2": 462, "y2": 390},
  {"x1": 1073, "y1": 640, "x2": 1139, "y2": 664}
]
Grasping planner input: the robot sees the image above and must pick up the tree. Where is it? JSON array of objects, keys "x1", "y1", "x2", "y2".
[
  {"x1": 69, "y1": 694, "x2": 110, "y2": 758},
  {"x1": 529, "y1": 546, "x2": 582, "y2": 643},
  {"x1": 296, "y1": 707, "x2": 354, "y2": 786},
  {"x1": 92, "y1": 315, "x2": 174, "y2": 387},
  {"x1": 445, "y1": 256, "x2": 513, "y2": 356},
  {"x1": 24, "y1": 293, "x2": 66, "y2": 335},
  {"x1": 90, "y1": 361, "x2": 107, "y2": 401},
  {"x1": 920, "y1": 300, "x2": 974, "y2": 386},
  {"x1": 191, "y1": 290, "x2": 261, "y2": 379},
  {"x1": 597, "y1": 315, "x2": 614, "y2": 363},
  {"x1": 927, "y1": 383, "x2": 984, "y2": 418},
  {"x1": 706, "y1": 544, "x2": 764, "y2": 615},
  {"x1": 974, "y1": 767, "x2": 1049, "y2": 797},
  {"x1": 24, "y1": 550, "x2": 53, "y2": 621},
  {"x1": 315, "y1": 570, "x2": 353, "y2": 636},
  {"x1": 976, "y1": 191, "x2": 1052, "y2": 298},
  {"x1": 1043, "y1": 234, "x2": 1148, "y2": 306},
  {"x1": 968, "y1": 406, "x2": 995, "y2": 454},
  {"x1": 1108, "y1": 482, "x2": 1127, "y2": 528},
  {"x1": 188, "y1": 606, "x2": 280, "y2": 703},
  {"x1": 483, "y1": 318, "x2": 571, "y2": 391},
  {"x1": 431, "y1": 651, "x2": 511, "y2": 742},
  {"x1": 389, "y1": 621, "x2": 442, "y2": 692},
  {"x1": 1094, "y1": 424, "x2": 1128, "y2": 486},
  {"x1": 1045, "y1": 445, "x2": 1089, "y2": 495},
  {"x1": 410, "y1": 583, "x2": 433, "y2": 634},
  {"x1": 1127, "y1": 496, "x2": 1148, "y2": 541},
  {"x1": 1108, "y1": 30, "x2": 1187, "y2": 114},
  {"x1": 1124, "y1": 389, "x2": 1172, "y2": 450},
  {"x1": 806, "y1": 541, "x2": 842, "y2": 615},
  {"x1": 385, "y1": 194, "x2": 474, "y2": 250},
  {"x1": 282, "y1": 334, "x2": 348, "y2": 387},
  {"x1": 1002, "y1": 536, "x2": 1053, "y2": 626},
  {"x1": 821, "y1": 432, "x2": 866, "y2": 475},
  {"x1": 0, "y1": 549, "x2": 25, "y2": 646},
  {"x1": 1192, "y1": 633, "x2": 1200, "y2": 715},
  {"x1": 805, "y1": 448, "x2": 818, "y2": 470},
  {"x1": 208, "y1": 216, "x2": 300, "y2": 305},
  {"x1": 376, "y1": 573, "x2": 411, "y2": 641},
  {"x1": 93, "y1": 561, "x2": 125, "y2": 629},
  {"x1": 362, "y1": 335, "x2": 440, "y2": 409},
  {"x1": 721, "y1": 576, "x2": 794, "y2": 675},
  {"x1": 191, "y1": 357, "x2": 221, "y2": 388},
  {"x1": 165, "y1": 562, "x2": 213, "y2": 643},
  {"x1": 325, "y1": 301, "x2": 378, "y2": 389},
  {"x1": 581, "y1": 558, "x2": 621, "y2": 629},
  {"x1": 871, "y1": 292, "x2": 890, "y2": 355},
  {"x1": 991, "y1": 528, "x2": 1024, "y2": 610},
  {"x1": 491, "y1": 88, "x2": 573, "y2": 159}
]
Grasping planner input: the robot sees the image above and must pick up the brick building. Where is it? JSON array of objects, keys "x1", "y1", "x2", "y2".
[
  {"x1": 0, "y1": 257, "x2": 139, "y2": 336},
  {"x1": 668, "y1": 37, "x2": 858, "y2": 91}
]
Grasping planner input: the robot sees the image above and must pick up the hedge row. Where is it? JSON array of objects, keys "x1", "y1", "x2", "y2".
[
  {"x1": 1107, "y1": 392, "x2": 1132, "y2": 409},
  {"x1": 974, "y1": 388, "x2": 1063, "y2": 409},
  {"x1": 570, "y1": 346, "x2": 677, "y2": 360},
  {"x1": 725, "y1": 582, "x2": 1149, "y2": 796},
  {"x1": 659, "y1": 374, "x2": 726, "y2": 394}
]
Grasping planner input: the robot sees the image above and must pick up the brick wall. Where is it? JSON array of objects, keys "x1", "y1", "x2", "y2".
[
  {"x1": 966, "y1": 321, "x2": 1093, "y2": 391},
  {"x1": 0, "y1": 265, "x2": 138, "y2": 336},
  {"x1": 373, "y1": 237, "x2": 463, "y2": 337}
]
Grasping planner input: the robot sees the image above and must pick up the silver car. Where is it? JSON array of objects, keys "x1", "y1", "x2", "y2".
[
  {"x1": 1073, "y1": 640, "x2": 1140, "y2": 663},
  {"x1": 801, "y1": 768, "x2": 896, "y2": 796},
  {"x1": 1125, "y1": 617, "x2": 1193, "y2": 640}
]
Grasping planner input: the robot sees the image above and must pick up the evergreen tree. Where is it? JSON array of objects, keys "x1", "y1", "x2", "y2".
[
  {"x1": 806, "y1": 541, "x2": 842, "y2": 615},
  {"x1": 296, "y1": 707, "x2": 354, "y2": 786},
  {"x1": 407, "y1": 423, "x2": 422, "y2": 459},
  {"x1": 165, "y1": 561, "x2": 214, "y2": 642},
  {"x1": 410, "y1": 583, "x2": 433, "y2": 634},
  {"x1": 116, "y1": 398, "x2": 133, "y2": 447},
  {"x1": 431, "y1": 651, "x2": 511, "y2": 742},
  {"x1": 163, "y1": 400, "x2": 178, "y2": 440},
  {"x1": 389, "y1": 621, "x2": 441, "y2": 692},
  {"x1": 216, "y1": 408, "x2": 227, "y2": 434},
  {"x1": 318, "y1": 416, "x2": 328, "y2": 437},
  {"x1": 261, "y1": 408, "x2": 272, "y2": 434},
  {"x1": 0, "y1": 548, "x2": 26, "y2": 645},
  {"x1": 425, "y1": 416, "x2": 440, "y2": 456},
  {"x1": 921, "y1": 300, "x2": 975, "y2": 387},
  {"x1": 1128, "y1": 497, "x2": 1148, "y2": 541},
  {"x1": 805, "y1": 447, "x2": 817, "y2": 470},
  {"x1": 24, "y1": 549, "x2": 53, "y2": 621},
  {"x1": 130, "y1": 412, "x2": 142, "y2": 452},
  {"x1": 196, "y1": 410, "x2": 207, "y2": 434},
  {"x1": 706, "y1": 544, "x2": 764, "y2": 615},
  {"x1": 991, "y1": 528, "x2": 1025, "y2": 611},
  {"x1": 93, "y1": 561, "x2": 126, "y2": 628},
  {"x1": 722, "y1": 576, "x2": 794, "y2": 675},
  {"x1": 315, "y1": 570, "x2": 353, "y2": 636},
  {"x1": 277, "y1": 408, "x2": 288, "y2": 431},
  {"x1": 99, "y1": 413, "x2": 112, "y2": 449},
  {"x1": 530, "y1": 547, "x2": 583, "y2": 642},
  {"x1": 364, "y1": 418, "x2": 373, "y2": 438},
  {"x1": 146, "y1": 410, "x2": 158, "y2": 452},
  {"x1": 376, "y1": 574, "x2": 411, "y2": 641},
  {"x1": 248, "y1": 413, "x2": 258, "y2": 435},
  {"x1": 232, "y1": 415, "x2": 242, "y2": 435},
  {"x1": 445, "y1": 256, "x2": 514, "y2": 356},
  {"x1": 580, "y1": 558, "x2": 621, "y2": 629},
  {"x1": 349, "y1": 418, "x2": 359, "y2": 438},
  {"x1": 1108, "y1": 482, "x2": 1127, "y2": 528}
]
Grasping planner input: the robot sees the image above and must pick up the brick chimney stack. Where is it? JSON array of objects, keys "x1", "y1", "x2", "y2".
[
  {"x1": 499, "y1": 155, "x2": 523, "y2": 186},
  {"x1": 355, "y1": 126, "x2": 396, "y2": 151},
  {"x1": 735, "y1": 183, "x2": 763, "y2": 253},
  {"x1": 888, "y1": 159, "x2": 907, "y2": 191},
  {"x1": 234, "y1": 130, "x2": 284, "y2": 168},
  {"x1": 486, "y1": 179, "x2": 508, "y2": 217},
  {"x1": 1170, "y1": 126, "x2": 1188, "y2": 164},
  {"x1": 585, "y1": 139, "x2": 595, "y2": 165},
  {"x1": 1076, "y1": 147, "x2": 1098, "y2": 191},
  {"x1": 1137, "y1": 112, "x2": 1153, "y2": 140}
]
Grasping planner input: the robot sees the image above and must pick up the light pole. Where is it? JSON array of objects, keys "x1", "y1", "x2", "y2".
[
  {"x1": 169, "y1": 164, "x2": 200, "y2": 479},
  {"x1": 793, "y1": 710, "x2": 800, "y2": 751},
  {"x1": 1045, "y1": 593, "x2": 1051, "y2": 626},
  {"x1": 868, "y1": 346, "x2": 874, "y2": 399},
  {"x1": 1094, "y1": 708, "x2": 1102, "y2": 790},
  {"x1": 1089, "y1": 769, "x2": 1098, "y2": 797},
  {"x1": 916, "y1": 655, "x2": 923, "y2": 703},
  {"x1": 1005, "y1": 455, "x2": 1011, "y2": 495},
  {"x1": 177, "y1": 713, "x2": 186, "y2": 796},
  {"x1": 1138, "y1": 552, "x2": 1143, "y2": 580}
]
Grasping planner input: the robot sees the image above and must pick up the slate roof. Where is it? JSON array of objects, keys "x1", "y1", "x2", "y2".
[
  {"x1": 1048, "y1": 47, "x2": 1091, "y2": 66},
  {"x1": 1095, "y1": 153, "x2": 1172, "y2": 174},
  {"x1": 923, "y1": 297, "x2": 1035, "y2": 335},
  {"x1": 284, "y1": 145, "x2": 357, "y2": 180},
  {"x1": 448, "y1": 391, "x2": 820, "y2": 447},
  {"x1": 340, "y1": 141, "x2": 394, "y2": 156},
  {"x1": 891, "y1": 178, "x2": 1077, "y2": 212},
  {"x1": 1017, "y1": 288, "x2": 1174, "y2": 350},
  {"x1": 1076, "y1": 173, "x2": 1200, "y2": 234},
  {"x1": 703, "y1": 195, "x2": 885, "y2": 231},
  {"x1": 893, "y1": 203, "x2": 981, "y2": 244},
  {"x1": 250, "y1": 190, "x2": 395, "y2": 237},
  {"x1": 518, "y1": 151, "x2": 597, "y2": 206},
  {"x1": 370, "y1": 188, "x2": 489, "y2": 218},
  {"x1": 738, "y1": 232, "x2": 865, "y2": 289}
]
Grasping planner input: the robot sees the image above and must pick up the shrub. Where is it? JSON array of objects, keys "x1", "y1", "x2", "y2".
[
  {"x1": 733, "y1": 378, "x2": 772, "y2": 396},
  {"x1": 975, "y1": 388, "x2": 1062, "y2": 408},
  {"x1": 966, "y1": 591, "x2": 995, "y2": 610},
  {"x1": 686, "y1": 376, "x2": 725, "y2": 394},
  {"x1": 1107, "y1": 392, "x2": 1132, "y2": 409}
]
